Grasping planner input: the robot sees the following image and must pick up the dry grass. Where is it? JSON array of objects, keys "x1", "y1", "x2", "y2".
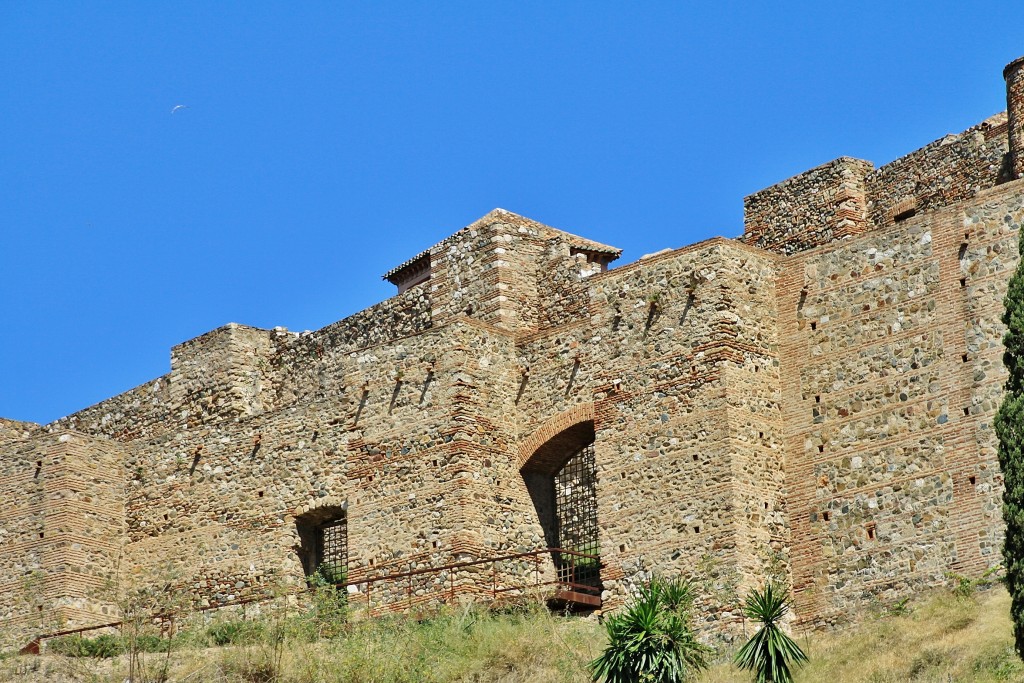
[
  {"x1": 702, "y1": 586, "x2": 1024, "y2": 683},
  {"x1": 0, "y1": 601, "x2": 600, "y2": 683},
  {"x1": 210, "y1": 603, "x2": 600, "y2": 683},
  {"x1": 2, "y1": 586, "x2": 1022, "y2": 682}
]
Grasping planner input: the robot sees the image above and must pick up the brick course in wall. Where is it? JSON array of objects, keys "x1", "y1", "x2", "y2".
[{"x1": 4, "y1": 57, "x2": 1024, "y2": 647}]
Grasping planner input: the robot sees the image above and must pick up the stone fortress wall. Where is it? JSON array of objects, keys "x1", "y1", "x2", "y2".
[{"x1": 3, "y1": 56, "x2": 1024, "y2": 646}]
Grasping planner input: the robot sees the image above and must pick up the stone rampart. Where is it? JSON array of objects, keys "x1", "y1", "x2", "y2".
[
  {"x1": 865, "y1": 113, "x2": 1010, "y2": 227},
  {"x1": 743, "y1": 111, "x2": 1012, "y2": 256},
  {"x1": 778, "y1": 180, "x2": 1022, "y2": 625},
  {"x1": 744, "y1": 157, "x2": 874, "y2": 255},
  {"x1": 0, "y1": 431, "x2": 125, "y2": 648},
  {"x1": 3, "y1": 56, "x2": 1024, "y2": 647}
]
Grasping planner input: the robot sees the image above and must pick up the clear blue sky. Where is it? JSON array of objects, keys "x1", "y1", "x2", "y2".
[{"x1": 2, "y1": 3, "x2": 1022, "y2": 424}]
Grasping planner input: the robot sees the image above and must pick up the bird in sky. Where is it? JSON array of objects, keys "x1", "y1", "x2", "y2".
[{"x1": 171, "y1": 104, "x2": 187, "y2": 114}]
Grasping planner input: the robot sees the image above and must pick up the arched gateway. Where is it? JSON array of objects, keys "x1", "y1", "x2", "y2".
[{"x1": 518, "y1": 405, "x2": 601, "y2": 607}]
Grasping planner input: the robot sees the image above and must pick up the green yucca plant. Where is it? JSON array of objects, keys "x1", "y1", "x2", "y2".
[
  {"x1": 734, "y1": 584, "x2": 808, "y2": 683},
  {"x1": 590, "y1": 576, "x2": 712, "y2": 683}
]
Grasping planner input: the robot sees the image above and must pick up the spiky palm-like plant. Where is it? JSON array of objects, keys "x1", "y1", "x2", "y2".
[
  {"x1": 590, "y1": 577, "x2": 712, "y2": 683},
  {"x1": 734, "y1": 584, "x2": 808, "y2": 683}
]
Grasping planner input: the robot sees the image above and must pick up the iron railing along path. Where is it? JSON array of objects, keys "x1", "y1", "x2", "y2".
[{"x1": 18, "y1": 546, "x2": 601, "y2": 654}]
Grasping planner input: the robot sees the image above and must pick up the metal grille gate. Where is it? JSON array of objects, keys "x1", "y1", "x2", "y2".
[
  {"x1": 316, "y1": 517, "x2": 348, "y2": 585},
  {"x1": 553, "y1": 443, "x2": 600, "y2": 591}
]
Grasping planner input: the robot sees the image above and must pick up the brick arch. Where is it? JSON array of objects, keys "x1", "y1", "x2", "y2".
[
  {"x1": 292, "y1": 497, "x2": 349, "y2": 581},
  {"x1": 517, "y1": 402, "x2": 595, "y2": 474},
  {"x1": 293, "y1": 496, "x2": 348, "y2": 521}
]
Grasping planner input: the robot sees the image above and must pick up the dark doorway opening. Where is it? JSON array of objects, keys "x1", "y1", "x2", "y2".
[
  {"x1": 295, "y1": 506, "x2": 348, "y2": 586},
  {"x1": 521, "y1": 421, "x2": 601, "y2": 607}
]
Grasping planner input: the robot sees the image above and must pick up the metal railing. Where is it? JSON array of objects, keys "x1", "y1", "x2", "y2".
[
  {"x1": 18, "y1": 547, "x2": 600, "y2": 654},
  {"x1": 349, "y1": 546, "x2": 601, "y2": 614}
]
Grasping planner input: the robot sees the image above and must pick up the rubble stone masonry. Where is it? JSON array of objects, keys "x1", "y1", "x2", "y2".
[{"x1": 3, "y1": 57, "x2": 1024, "y2": 647}]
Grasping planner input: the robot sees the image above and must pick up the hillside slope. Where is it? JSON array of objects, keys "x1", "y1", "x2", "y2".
[{"x1": 2, "y1": 586, "x2": 1022, "y2": 682}]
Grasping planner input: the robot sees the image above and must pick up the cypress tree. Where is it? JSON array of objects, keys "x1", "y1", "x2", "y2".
[{"x1": 996, "y1": 226, "x2": 1024, "y2": 659}]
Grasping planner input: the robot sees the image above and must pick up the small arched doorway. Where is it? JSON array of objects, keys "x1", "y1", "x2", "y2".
[{"x1": 520, "y1": 418, "x2": 601, "y2": 606}]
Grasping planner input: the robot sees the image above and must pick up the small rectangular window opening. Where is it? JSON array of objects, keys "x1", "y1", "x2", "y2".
[
  {"x1": 960, "y1": 278, "x2": 967, "y2": 288},
  {"x1": 693, "y1": 526, "x2": 701, "y2": 534},
  {"x1": 815, "y1": 395, "x2": 821, "y2": 403},
  {"x1": 894, "y1": 208, "x2": 916, "y2": 222},
  {"x1": 822, "y1": 511, "x2": 831, "y2": 522},
  {"x1": 963, "y1": 407, "x2": 970, "y2": 416},
  {"x1": 962, "y1": 354, "x2": 969, "y2": 363},
  {"x1": 969, "y1": 475, "x2": 977, "y2": 486},
  {"x1": 818, "y1": 444, "x2": 825, "y2": 453},
  {"x1": 867, "y1": 524, "x2": 876, "y2": 540},
  {"x1": 810, "y1": 321, "x2": 817, "y2": 331}
]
